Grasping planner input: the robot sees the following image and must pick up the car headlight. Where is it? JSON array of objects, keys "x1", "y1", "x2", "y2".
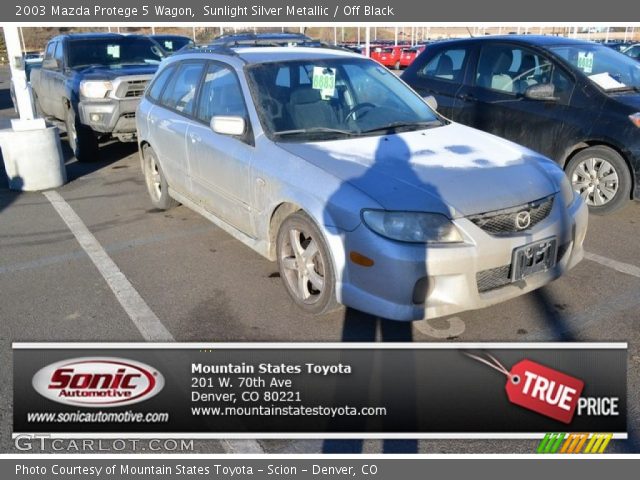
[
  {"x1": 79, "y1": 80, "x2": 113, "y2": 99},
  {"x1": 560, "y1": 175, "x2": 576, "y2": 207},
  {"x1": 629, "y1": 112, "x2": 640, "y2": 128},
  {"x1": 361, "y1": 210, "x2": 463, "y2": 244}
]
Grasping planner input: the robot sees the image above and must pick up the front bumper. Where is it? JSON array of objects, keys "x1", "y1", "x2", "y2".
[
  {"x1": 77, "y1": 98, "x2": 140, "y2": 135},
  {"x1": 327, "y1": 194, "x2": 588, "y2": 321}
]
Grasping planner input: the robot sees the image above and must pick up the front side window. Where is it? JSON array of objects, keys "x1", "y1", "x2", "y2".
[
  {"x1": 418, "y1": 48, "x2": 468, "y2": 82},
  {"x1": 475, "y1": 44, "x2": 575, "y2": 101},
  {"x1": 246, "y1": 57, "x2": 442, "y2": 141},
  {"x1": 159, "y1": 62, "x2": 204, "y2": 115},
  {"x1": 195, "y1": 64, "x2": 247, "y2": 124},
  {"x1": 147, "y1": 65, "x2": 176, "y2": 101}
]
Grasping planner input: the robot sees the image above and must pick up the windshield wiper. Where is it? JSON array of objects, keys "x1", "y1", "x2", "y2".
[
  {"x1": 359, "y1": 120, "x2": 442, "y2": 134},
  {"x1": 273, "y1": 127, "x2": 357, "y2": 137}
]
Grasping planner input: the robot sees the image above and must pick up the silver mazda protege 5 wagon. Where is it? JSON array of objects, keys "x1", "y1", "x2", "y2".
[{"x1": 136, "y1": 45, "x2": 588, "y2": 321}]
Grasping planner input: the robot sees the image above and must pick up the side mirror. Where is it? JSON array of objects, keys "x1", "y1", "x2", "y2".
[
  {"x1": 210, "y1": 116, "x2": 246, "y2": 136},
  {"x1": 42, "y1": 58, "x2": 60, "y2": 70},
  {"x1": 524, "y1": 83, "x2": 558, "y2": 101},
  {"x1": 424, "y1": 95, "x2": 438, "y2": 111}
]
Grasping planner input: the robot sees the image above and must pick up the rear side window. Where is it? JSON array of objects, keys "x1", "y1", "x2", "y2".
[
  {"x1": 159, "y1": 62, "x2": 205, "y2": 115},
  {"x1": 195, "y1": 64, "x2": 247, "y2": 124},
  {"x1": 418, "y1": 48, "x2": 468, "y2": 82},
  {"x1": 147, "y1": 65, "x2": 176, "y2": 101}
]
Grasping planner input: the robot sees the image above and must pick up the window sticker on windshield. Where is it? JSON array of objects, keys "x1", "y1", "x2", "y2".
[
  {"x1": 577, "y1": 51, "x2": 594, "y2": 73},
  {"x1": 164, "y1": 41, "x2": 173, "y2": 50},
  {"x1": 107, "y1": 45, "x2": 121, "y2": 59},
  {"x1": 312, "y1": 67, "x2": 336, "y2": 99}
]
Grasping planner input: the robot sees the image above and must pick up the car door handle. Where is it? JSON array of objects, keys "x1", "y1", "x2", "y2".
[
  {"x1": 457, "y1": 93, "x2": 475, "y2": 101},
  {"x1": 189, "y1": 133, "x2": 201, "y2": 143}
]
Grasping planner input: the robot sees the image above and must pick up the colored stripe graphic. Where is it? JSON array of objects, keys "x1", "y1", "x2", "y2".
[{"x1": 538, "y1": 433, "x2": 613, "y2": 453}]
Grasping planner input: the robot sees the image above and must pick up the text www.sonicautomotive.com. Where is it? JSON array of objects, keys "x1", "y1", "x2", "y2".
[{"x1": 26, "y1": 411, "x2": 169, "y2": 423}]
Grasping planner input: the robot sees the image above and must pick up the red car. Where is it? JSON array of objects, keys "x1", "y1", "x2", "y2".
[
  {"x1": 370, "y1": 45, "x2": 404, "y2": 69},
  {"x1": 400, "y1": 46, "x2": 426, "y2": 68}
]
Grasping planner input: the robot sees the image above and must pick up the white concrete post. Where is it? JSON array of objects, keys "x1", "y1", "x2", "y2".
[
  {"x1": 365, "y1": 27, "x2": 370, "y2": 58},
  {"x1": 4, "y1": 26, "x2": 35, "y2": 120},
  {"x1": 394, "y1": 26, "x2": 398, "y2": 46}
]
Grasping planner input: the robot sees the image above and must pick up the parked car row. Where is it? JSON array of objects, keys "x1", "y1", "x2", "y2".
[
  {"x1": 25, "y1": 31, "x2": 640, "y2": 319},
  {"x1": 370, "y1": 45, "x2": 426, "y2": 70}
]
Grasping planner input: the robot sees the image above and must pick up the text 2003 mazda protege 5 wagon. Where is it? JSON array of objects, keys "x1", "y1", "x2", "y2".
[{"x1": 136, "y1": 45, "x2": 588, "y2": 321}]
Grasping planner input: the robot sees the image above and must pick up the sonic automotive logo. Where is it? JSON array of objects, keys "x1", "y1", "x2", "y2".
[{"x1": 32, "y1": 357, "x2": 164, "y2": 407}]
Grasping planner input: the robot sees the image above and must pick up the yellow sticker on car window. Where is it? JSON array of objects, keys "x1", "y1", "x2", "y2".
[
  {"x1": 577, "y1": 52, "x2": 594, "y2": 74},
  {"x1": 312, "y1": 67, "x2": 336, "y2": 99}
]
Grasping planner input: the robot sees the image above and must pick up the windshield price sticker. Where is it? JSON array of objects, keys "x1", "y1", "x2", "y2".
[
  {"x1": 466, "y1": 353, "x2": 584, "y2": 424},
  {"x1": 107, "y1": 44, "x2": 121, "y2": 59},
  {"x1": 578, "y1": 51, "x2": 594, "y2": 74},
  {"x1": 312, "y1": 66, "x2": 336, "y2": 99}
]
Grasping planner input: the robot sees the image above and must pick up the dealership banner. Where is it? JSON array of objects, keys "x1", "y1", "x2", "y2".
[
  {"x1": 3, "y1": 0, "x2": 638, "y2": 22},
  {"x1": 13, "y1": 343, "x2": 627, "y2": 438}
]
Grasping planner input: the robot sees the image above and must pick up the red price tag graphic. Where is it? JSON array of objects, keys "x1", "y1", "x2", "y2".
[
  {"x1": 466, "y1": 353, "x2": 584, "y2": 424},
  {"x1": 507, "y1": 359, "x2": 584, "y2": 424}
]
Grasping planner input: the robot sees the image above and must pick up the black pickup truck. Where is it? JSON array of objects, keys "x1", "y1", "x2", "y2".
[{"x1": 31, "y1": 33, "x2": 164, "y2": 162}]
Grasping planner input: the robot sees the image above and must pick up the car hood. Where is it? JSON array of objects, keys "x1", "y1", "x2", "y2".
[
  {"x1": 609, "y1": 91, "x2": 640, "y2": 111},
  {"x1": 277, "y1": 123, "x2": 560, "y2": 218},
  {"x1": 73, "y1": 64, "x2": 159, "y2": 80}
]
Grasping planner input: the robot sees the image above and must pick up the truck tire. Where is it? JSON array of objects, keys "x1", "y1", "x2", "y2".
[
  {"x1": 65, "y1": 107, "x2": 99, "y2": 163},
  {"x1": 565, "y1": 145, "x2": 631, "y2": 215}
]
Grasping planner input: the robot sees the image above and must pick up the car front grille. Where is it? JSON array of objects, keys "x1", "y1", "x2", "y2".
[
  {"x1": 468, "y1": 195, "x2": 554, "y2": 235},
  {"x1": 476, "y1": 265, "x2": 512, "y2": 293},
  {"x1": 114, "y1": 78, "x2": 150, "y2": 99},
  {"x1": 476, "y1": 241, "x2": 569, "y2": 293},
  {"x1": 123, "y1": 80, "x2": 149, "y2": 98}
]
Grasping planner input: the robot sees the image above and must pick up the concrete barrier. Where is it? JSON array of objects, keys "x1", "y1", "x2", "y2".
[{"x1": 0, "y1": 122, "x2": 66, "y2": 191}]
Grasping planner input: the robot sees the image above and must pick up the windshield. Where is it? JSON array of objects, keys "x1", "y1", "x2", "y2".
[
  {"x1": 154, "y1": 36, "x2": 192, "y2": 53},
  {"x1": 67, "y1": 38, "x2": 164, "y2": 69},
  {"x1": 550, "y1": 43, "x2": 640, "y2": 91},
  {"x1": 245, "y1": 57, "x2": 441, "y2": 141}
]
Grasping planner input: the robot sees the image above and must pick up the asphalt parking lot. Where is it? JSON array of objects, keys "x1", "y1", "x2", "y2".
[{"x1": 1, "y1": 65, "x2": 639, "y2": 454}]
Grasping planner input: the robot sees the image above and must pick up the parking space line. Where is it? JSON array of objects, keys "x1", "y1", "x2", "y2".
[
  {"x1": 42, "y1": 190, "x2": 265, "y2": 454},
  {"x1": 584, "y1": 251, "x2": 640, "y2": 279},
  {"x1": 43, "y1": 190, "x2": 174, "y2": 341}
]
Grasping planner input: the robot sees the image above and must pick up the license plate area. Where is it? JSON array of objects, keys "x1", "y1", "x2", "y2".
[{"x1": 511, "y1": 237, "x2": 557, "y2": 281}]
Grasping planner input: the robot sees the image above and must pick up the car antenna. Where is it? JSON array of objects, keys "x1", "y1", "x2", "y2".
[{"x1": 466, "y1": 27, "x2": 474, "y2": 38}]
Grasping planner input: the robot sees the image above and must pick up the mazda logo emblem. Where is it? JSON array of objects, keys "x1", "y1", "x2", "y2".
[{"x1": 515, "y1": 211, "x2": 531, "y2": 230}]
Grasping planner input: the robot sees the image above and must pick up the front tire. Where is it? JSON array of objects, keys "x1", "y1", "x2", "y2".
[
  {"x1": 276, "y1": 211, "x2": 338, "y2": 315},
  {"x1": 566, "y1": 146, "x2": 631, "y2": 215},
  {"x1": 65, "y1": 107, "x2": 99, "y2": 163},
  {"x1": 142, "y1": 145, "x2": 178, "y2": 210}
]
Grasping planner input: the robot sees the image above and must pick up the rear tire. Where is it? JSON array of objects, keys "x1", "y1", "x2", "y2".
[
  {"x1": 276, "y1": 211, "x2": 339, "y2": 315},
  {"x1": 565, "y1": 146, "x2": 631, "y2": 215},
  {"x1": 142, "y1": 145, "x2": 178, "y2": 210},
  {"x1": 65, "y1": 107, "x2": 99, "y2": 163}
]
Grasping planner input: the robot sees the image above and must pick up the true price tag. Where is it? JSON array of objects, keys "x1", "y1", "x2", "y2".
[{"x1": 466, "y1": 353, "x2": 584, "y2": 424}]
